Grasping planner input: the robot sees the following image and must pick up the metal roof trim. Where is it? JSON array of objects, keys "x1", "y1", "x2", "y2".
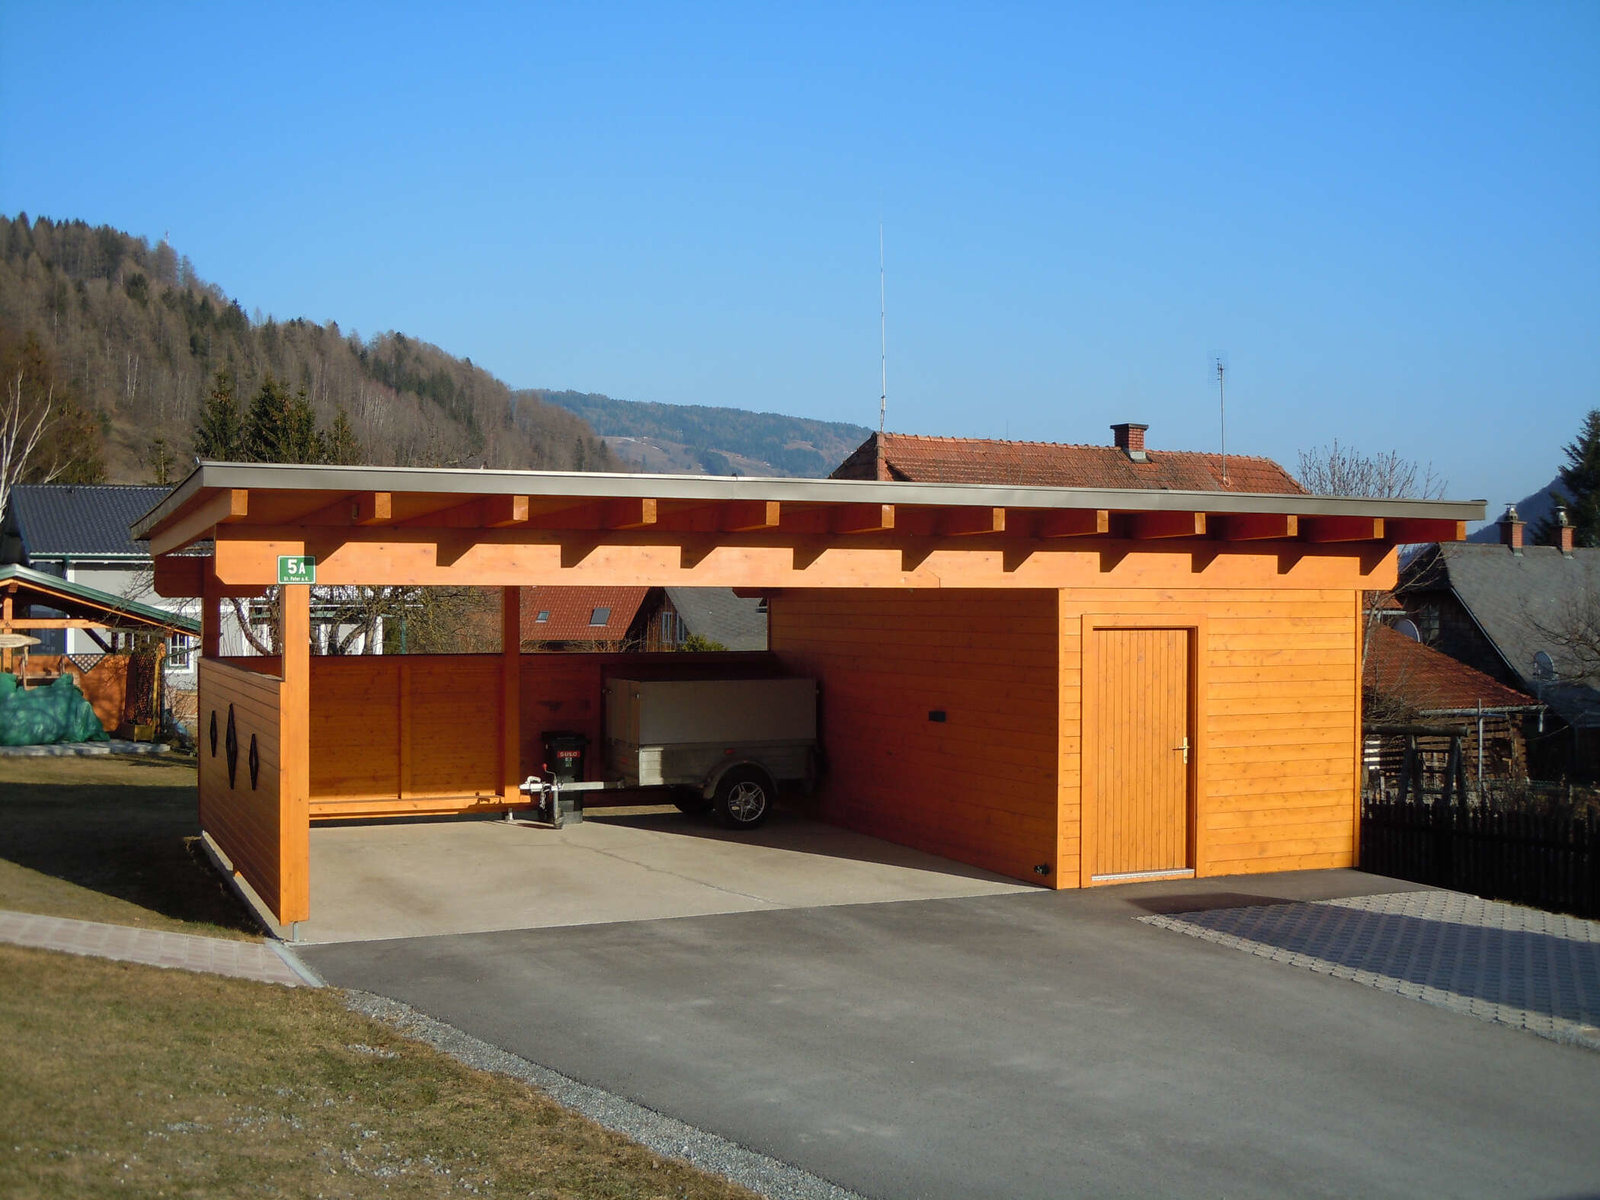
[{"x1": 133, "y1": 460, "x2": 1487, "y2": 540}]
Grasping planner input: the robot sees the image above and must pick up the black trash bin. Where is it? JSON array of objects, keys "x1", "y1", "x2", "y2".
[{"x1": 542, "y1": 731, "x2": 588, "y2": 784}]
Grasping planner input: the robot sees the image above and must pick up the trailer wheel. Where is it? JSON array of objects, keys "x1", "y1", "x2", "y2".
[
  {"x1": 672, "y1": 788, "x2": 710, "y2": 815},
  {"x1": 714, "y1": 768, "x2": 772, "y2": 829}
]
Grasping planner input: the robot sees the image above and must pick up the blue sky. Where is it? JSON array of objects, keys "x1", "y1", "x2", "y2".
[{"x1": 2, "y1": 2, "x2": 1596, "y2": 510}]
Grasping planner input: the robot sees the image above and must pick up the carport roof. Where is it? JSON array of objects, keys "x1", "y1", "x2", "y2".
[{"x1": 134, "y1": 460, "x2": 1485, "y2": 555}]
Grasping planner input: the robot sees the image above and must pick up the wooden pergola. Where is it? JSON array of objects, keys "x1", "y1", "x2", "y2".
[{"x1": 136, "y1": 462, "x2": 1483, "y2": 934}]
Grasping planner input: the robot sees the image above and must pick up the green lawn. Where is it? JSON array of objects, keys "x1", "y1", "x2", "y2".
[
  {"x1": 0, "y1": 754, "x2": 258, "y2": 938},
  {"x1": 0, "y1": 944, "x2": 757, "y2": 1199}
]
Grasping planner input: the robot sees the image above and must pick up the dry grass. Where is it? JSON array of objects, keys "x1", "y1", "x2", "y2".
[
  {"x1": 0, "y1": 754, "x2": 259, "y2": 939},
  {"x1": 0, "y1": 944, "x2": 760, "y2": 1199}
]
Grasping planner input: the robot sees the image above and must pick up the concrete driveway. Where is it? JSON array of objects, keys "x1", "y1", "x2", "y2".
[
  {"x1": 301, "y1": 807, "x2": 1032, "y2": 943},
  {"x1": 301, "y1": 870, "x2": 1600, "y2": 1200}
]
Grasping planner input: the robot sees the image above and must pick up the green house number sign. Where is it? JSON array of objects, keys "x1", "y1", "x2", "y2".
[{"x1": 277, "y1": 555, "x2": 317, "y2": 585}]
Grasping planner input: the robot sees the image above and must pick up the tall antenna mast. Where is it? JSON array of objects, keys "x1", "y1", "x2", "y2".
[
  {"x1": 878, "y1": 223, "x2": 888, "y2": 434},
  {"x1": 1215, "y1": 357, "x2": 1229, "y2": 484}
]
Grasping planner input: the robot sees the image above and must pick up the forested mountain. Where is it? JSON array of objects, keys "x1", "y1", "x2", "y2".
[
  {"x1": 530, "y1": 390, "x2": 871, "y2": 478},
  {"x1": 0, "y1": 215, "x2": 619, "y2": 481}
]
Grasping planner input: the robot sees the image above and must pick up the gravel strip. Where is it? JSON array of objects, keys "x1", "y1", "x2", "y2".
[{"x1": 342, "y1": 990, "x2": 867, "y2": 1200}]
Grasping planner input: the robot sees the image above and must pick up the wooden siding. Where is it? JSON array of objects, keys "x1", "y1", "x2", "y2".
[
  {"x1": 308, "y1": 656, "x2": 503, "y2": 819},
  {"x1": 198, "y1": 658, "x2": 296, "y2": 920},
  {"x1": 1061, "y1": 589, "x2": 1359, "y2": 882},
  {"x1": 770, "y1": 589, "x2": 1060, "y2": 885}
]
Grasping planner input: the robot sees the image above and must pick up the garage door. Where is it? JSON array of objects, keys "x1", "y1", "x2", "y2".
[{"x1": 1091, "y1": 628, "x2": 1192, "y2": 881}]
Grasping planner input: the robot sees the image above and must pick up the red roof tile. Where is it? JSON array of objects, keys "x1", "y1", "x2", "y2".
[
  {"x1": 520, "y1": 586, "x2": 650, "y2": 643},
  {"x1": 1364, "y1": 624, "x2": 1538, "y2": 713},
  {"x1": 832, "y1": 432, "x2": 1304, "y2": 494}
]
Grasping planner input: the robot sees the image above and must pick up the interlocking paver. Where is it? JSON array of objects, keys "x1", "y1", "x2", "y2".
[
  {"x1": 1140, "y1": 889, "x2": 1600, "y2": 1048},
  {"x1": 0, "y1": 909, "x2": 315, "y2": 987}
]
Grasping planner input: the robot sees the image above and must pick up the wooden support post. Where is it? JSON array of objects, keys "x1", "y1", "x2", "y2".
[
  {"x1": 501, "y1": 586, "x2": 522, "y2": 801},
  {"x1": 2, "y1": 591, "x2": 11, "y2": 674},
  {"x1": 278, "y1": 583, "x2": 311, "y2": 925}
]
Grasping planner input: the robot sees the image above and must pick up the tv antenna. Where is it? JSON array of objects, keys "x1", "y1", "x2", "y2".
[
  {"x1": 1214, "y1": 355, "x2": 1229, "y2": 484},
  {"x1": 878, "y1": 224, "x2": 889, "y2": 433}
]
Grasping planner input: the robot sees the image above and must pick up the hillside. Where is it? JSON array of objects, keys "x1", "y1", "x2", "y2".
[
  {"x1": 529, "y1": 389, "x2": 871, "y2": 479},
  {"x1": 0, "y1": 215, "x2": 619, "y2": 481}
]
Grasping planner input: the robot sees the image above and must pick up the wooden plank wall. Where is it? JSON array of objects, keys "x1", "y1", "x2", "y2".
[
  {"x1": 197, "y1": 658, "x2": 292, "y2": 919},
  {"x1": 770, "y1": 589, "x2": 1060, "y2": 884},
  {"x1": 308, "y1": 656, "x2": 502, "y2": 819},
  {"x1": 1060, "y1": 588, "x2": 1359, "y2": 881}
]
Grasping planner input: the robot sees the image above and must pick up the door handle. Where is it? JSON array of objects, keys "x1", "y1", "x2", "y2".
[{"x1": 1175, "y1": 736, "x2": 1190, "y2": 764}]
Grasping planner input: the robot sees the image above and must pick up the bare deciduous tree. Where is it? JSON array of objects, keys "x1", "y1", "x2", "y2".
[
  {"x1": 0, "y1": 370, "x2": 60, "y2": 526},
  {"x1": 1297, "y1": 440, "x2": 1446, "y2": 500}
]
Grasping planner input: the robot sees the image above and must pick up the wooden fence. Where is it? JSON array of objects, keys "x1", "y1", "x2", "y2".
[{"x1": 1361, "y1": 797, "x2": 1600, "y2": 919}]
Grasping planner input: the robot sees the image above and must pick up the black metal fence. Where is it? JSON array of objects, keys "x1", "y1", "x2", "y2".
[{"x1": 1361, "y1": 797, "x2": 1600, "y2": 919}]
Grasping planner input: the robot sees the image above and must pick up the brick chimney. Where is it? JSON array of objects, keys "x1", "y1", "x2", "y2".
[
  {"x1": 1557, "y1": 504, "x2": 1575, "y2": 556},
  {"x1": 1498, "y1": 504, "x2": 1524, "y2": 555},
  {"x1": 1111, "y1": 422, "x2": 1149, "y2": 463}
]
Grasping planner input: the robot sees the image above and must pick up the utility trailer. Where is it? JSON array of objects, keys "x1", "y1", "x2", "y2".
[{"x1": 522, "y1": 676, "x2": 819, "y2": 829}]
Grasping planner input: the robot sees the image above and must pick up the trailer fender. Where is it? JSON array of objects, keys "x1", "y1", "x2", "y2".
[{"x1": 700, "y1": 759, "x2": 776, "y2": 801}]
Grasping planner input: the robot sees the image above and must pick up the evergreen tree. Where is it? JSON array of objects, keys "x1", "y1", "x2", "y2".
[
  {"x1": 324, "y1": 407, "x2": 363, "y2": 465},
  {"x1": 193, "y1": 369, "x2": 243, "y2": 460},
  {"x1": 1540, "y1": 409, "x2": 1600, "y2": 547},
  {"x1": 243, "y1": 373, "x2": 323, "y2": 464}
]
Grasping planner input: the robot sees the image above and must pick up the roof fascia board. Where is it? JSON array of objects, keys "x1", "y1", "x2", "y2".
[{"x1": 134, "y1": 461, "x2": 1485, "y2": 539}]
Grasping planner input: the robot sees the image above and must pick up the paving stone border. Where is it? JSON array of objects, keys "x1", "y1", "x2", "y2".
[
  {"x1": 1139, "y1": 890, "x2": 1600, "y2": 1050},
  {"x1": 0, "y1": 909, "x2": 307, "y2": 987}
]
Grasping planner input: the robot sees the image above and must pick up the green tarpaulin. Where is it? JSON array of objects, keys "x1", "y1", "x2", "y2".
[{"x1": 0, "y1": 673, "x2": 110, "y2": 745}]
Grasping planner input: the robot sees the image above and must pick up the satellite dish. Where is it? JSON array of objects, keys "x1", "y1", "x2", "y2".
[
  {"x1": 1393, "y1": 619, "x2": 1421, "y2": 642},
  {"x1": 1533, "y1": 650, "x2": 1557, "y2": 680}
]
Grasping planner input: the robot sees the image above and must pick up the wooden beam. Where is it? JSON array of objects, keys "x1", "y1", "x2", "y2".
[
  {"x1": 939, "y1": 507, "x2": 1005, "y2": 536},
  {"x1": 353, "y1": 492, "x2": 392, "y2": 526},
  {"x1": 211, "y1": 524, "x2": 1400, "y2": 591},
  {"x1": 2, "y1": 618, "x2": 124, "y2": 629},
  {"x1": 1130, "y1": 511, "x2": 1206, "y2": 539},
  {"x1": 1218, "y1": 513, "x2": 1298, "y2": 541},
  {"x1": 150, "y1": 489, "x2": 248, "y2": 556},
  {"x1": 1386, "y1": 518, "x2": 1467, "y2": 544},
  {"x1": 484, "y1": 494, "x2": 530, "y2": 528},
  {"x1": 831, "y1": 504, "x2": 895, "y2": 534},
  {"x1": 153, "y1": 554, "x2": 266, "y2": 599},
  {"x1": 300, "y1": 491, "x2": 394, "y2": 527},
  {"x1": 606, "y1": 497, "x2": 658, "y2": 530},
  {"x1": 1302, "y1": 516, "x2": 1384, "y2": 543},
  {"x1": 1037, "y1": 509, "x2": 1109, "y2": 538},
  {"x1": 719, "y1": 500, "x2": 781, "y2": 533}
]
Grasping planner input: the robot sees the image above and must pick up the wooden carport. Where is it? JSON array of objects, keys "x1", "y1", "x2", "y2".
[{"x1": 135, "y1": 462, "x2": 1482, "y2": 933}]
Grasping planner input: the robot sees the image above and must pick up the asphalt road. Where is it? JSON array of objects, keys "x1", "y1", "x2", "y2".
[{"x1": 303, "y1": 878, "x2": 1600, "y2": 1200}]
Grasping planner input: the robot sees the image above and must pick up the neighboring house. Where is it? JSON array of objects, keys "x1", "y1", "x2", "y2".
[
  {"x1": 519, "y1": 586, "x2": 767, "y2": 652},
  {"x1": 520, "y1": 586, "x2": 653, "y2": 651},
  {"x1": 832, "y1": 423, "x2": 1306, "y2": 492},
  {"x1": 1363, "y1": 622, "x2": 1543, "y2": 789},
  {"x1": 1398, "y1": 507, "x2": 1600, "y2": 777},
  {"x1": 2, "y1": 484, "x2": 178, "y2": 657}
]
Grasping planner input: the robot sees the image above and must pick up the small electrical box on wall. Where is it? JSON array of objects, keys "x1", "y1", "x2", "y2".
[{"x1": 928, "y1": 710, "x2": 947, "y2": 723}]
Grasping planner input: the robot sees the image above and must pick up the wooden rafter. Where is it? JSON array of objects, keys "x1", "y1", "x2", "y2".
[
  {"x1": 1129, "y1": 511, "x2": 1206, "y2": 540},
  {"x1": 1037, "y1": 509, "x2": 1109, "y2": 538},
  {"x1": 1217, "y1": 513, "x2": 1298, "y2": 541},
  {"x1": 149, "y1": 489, "x2": 248, "y2": 556}
]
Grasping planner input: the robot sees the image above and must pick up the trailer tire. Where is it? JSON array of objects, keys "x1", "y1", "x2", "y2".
[
  {"x1": 713, "y1": 767, "x2": 772, "y2": 829},
  {"x1": 672, "y1": 788, "x2": 710, "y2": 815}
]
